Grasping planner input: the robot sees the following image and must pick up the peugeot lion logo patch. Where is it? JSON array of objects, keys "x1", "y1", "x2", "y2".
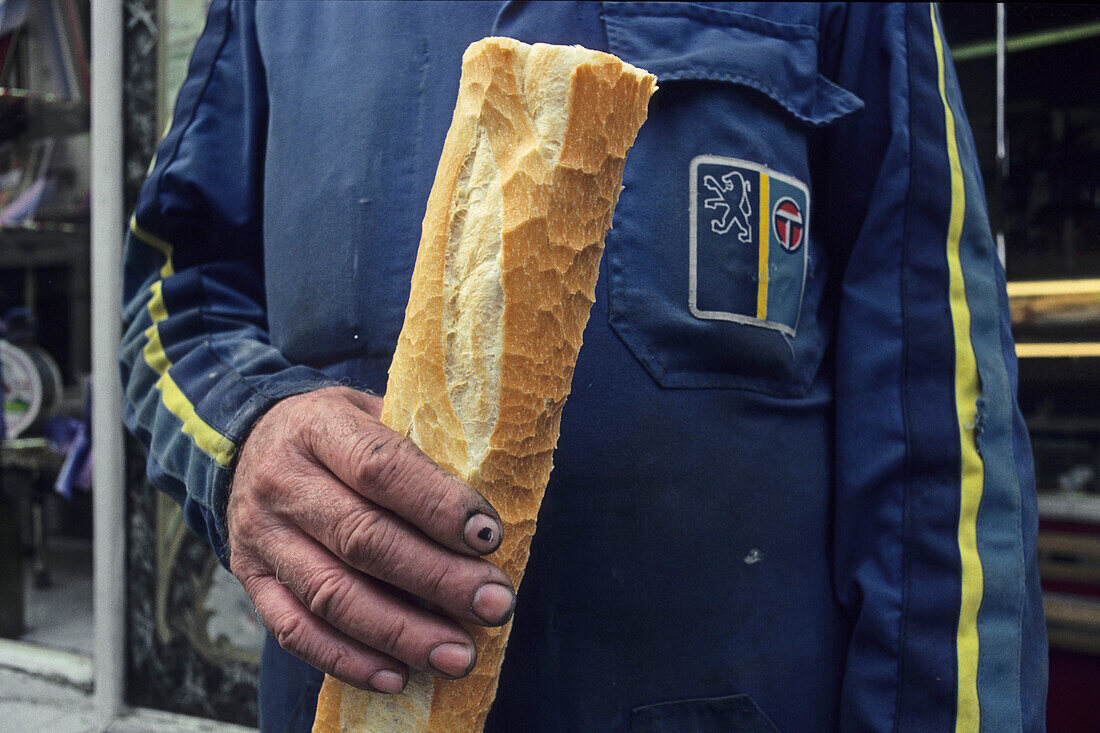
[{"x1": 689, "y1": 155, "x2": 809, "y2": 336}]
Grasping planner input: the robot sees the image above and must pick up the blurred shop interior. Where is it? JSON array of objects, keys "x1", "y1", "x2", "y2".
[{"x1": 0, "y1": 1, "x2": 1097, "y2": 730}]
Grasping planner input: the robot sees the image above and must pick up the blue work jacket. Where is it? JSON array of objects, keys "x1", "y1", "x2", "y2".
[{"x1": 120, "y1": 2, "x2": 1046, "y2": 730}]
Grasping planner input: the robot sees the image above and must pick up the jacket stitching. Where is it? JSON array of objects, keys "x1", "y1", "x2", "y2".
[
  {"x1": 606, "y1": 2, "x2": 819, "y2": 41},
  {"x1": 895, "y1": 4, "x2": 916, "y2": 731},
  {"x1": 150, "y1": 1, "x2": 234, "y2": 208}
]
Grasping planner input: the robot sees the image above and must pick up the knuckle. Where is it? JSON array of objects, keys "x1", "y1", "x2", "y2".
[
  {"x1": 372, "y1": 612, "x2": 412, "y2": 657},
  {"x1": 271, "y1": 608, "x2": 365, "y2": 688},
  {"x1": 306, "y1": 567, "x2": 357, "y2": 622},
  {"x1": 272, "y1": 610, "x2": 310, "y2": 658},
  {"x1": 339, "y1": 510, "x2": 401, "y2": 571},
  {"x1": 411, "y1": 481, "x2": 451, "y2": 529},
  {"x1": 419, "y1": 553, "x2": 454, "y2": 599},
  {"x1": 349, "y1": 431, "x2": 405, "y2": 493},
  {"x1": 358, "y1": 436, "x2": 458, "y2": 527},
  {"x1": 324, "y1": 640, "x2": 379, "y2": 692},
  {"x1": 326, "y1": 646, "x2": 360, "y2": 687}
]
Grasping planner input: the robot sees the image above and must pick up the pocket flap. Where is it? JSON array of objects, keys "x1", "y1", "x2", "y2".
[
  {"x1": 603, "y1": 2, "x2": 863, "y2": 126},
  {"x1": 632, "y1": 694, "x2": 780, "y2": 732}
]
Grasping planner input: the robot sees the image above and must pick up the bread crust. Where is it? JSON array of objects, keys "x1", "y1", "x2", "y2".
[{"x1": 313, "y1": 37, "x2": 654, "y2": 732}]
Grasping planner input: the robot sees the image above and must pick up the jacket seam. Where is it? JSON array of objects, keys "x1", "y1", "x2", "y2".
[
  {"x1": 894, "y1": 4, "x2": 916, "y2": 731},
  {"x1": 605, "y1": 2, "x2": 819, "y2": 40},
  {"x1": 150, "y1": 1, "x2": 234, "y2": 209},
  {"x1": 649, "y1": 69, "x2": 834, "y2": 126}
]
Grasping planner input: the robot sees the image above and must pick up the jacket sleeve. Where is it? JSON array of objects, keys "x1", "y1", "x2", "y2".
[
  {"x1": 119, "y1": 1, "x2": 332, "y2": 563},
  {"x1": 820, "y1": 4, "x2": 1046, "y2": 731}
]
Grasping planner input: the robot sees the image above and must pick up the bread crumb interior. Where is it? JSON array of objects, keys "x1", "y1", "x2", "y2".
[{"x1": 443, "y1": 128, "x2": 504, "y2": 476}]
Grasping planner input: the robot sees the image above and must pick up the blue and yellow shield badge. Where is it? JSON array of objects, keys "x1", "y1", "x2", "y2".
[{"x1": 689, "y1": 155, "x2": 809, "y2": 336}]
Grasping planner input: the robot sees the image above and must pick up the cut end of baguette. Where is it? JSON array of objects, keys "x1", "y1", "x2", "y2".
[{"x1": 314, "y1": 36, "x2": 655, "y2": 733}]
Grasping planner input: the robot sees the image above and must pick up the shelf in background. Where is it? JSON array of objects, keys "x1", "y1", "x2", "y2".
[
  {"x1": 0, "y1": 223, "x2": 86, "y2": 269},
  {"x1": 1038, "y1": 493, "x2": 1100, "y2": 525},
  {"x1": 1016, "y1": 343, "x2": 1100, "y2": 358},
  {"x1": 1009, "y1": 278, "x2": 1100, "y2": 325},
  {"x1": 0, "y1": 88, "x2": 89, "y2": 142},
  {"x1": 1009, "y1": 278, "x2": 1100, "y2": 358}
]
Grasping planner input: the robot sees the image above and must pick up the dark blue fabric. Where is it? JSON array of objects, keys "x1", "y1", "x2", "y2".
[
  {"x1": 602, "y1": 2, "x2": 862, "y2": 126},
  {"x1": 259, "y1": 634, "x2": 325, "y2": 733},
  {"x1": 256, "y1": 1, "x2": 505, "y2": 371},
  {"x1": 631, "y1": 694, "x2": 779, "y2": 732},
  {"x1": 118, "y1": 2, "x2": 1047, "y2": 731}
]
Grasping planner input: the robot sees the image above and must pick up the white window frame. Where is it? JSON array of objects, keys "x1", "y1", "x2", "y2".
[
  {"x1": 90, "y1": 0, "x2": 127, "y2": 718},
  {"x1": 0, "y1": 0, "x2": 126, "y2": 718}
]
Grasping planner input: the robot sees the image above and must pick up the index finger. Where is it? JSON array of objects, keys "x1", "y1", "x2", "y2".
[{"x1": 304, "y1": 390, "x2": 503, "y2": 557}]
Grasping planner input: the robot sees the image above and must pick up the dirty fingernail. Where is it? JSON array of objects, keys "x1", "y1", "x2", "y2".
[
  {"x1": 472, "y1": 582, "x2": 516, "y2": 626},
  {"x1": 429, "y1": 642, "x2": 474, "y2": 678},
  {"x1": 368, "y1": 670, "x2": 405, "y2": 694},
  {"x1": 464, "y1": 514, "x2": 501, "y2": 552}
]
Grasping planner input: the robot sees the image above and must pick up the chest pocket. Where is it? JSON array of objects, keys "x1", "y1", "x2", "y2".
[{"x1": 602, "y1": 2, "x2": 861, "y2": 395}]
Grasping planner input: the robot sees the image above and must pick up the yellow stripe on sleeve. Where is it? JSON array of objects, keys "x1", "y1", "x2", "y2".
[
  {"x1": 147, "y1": 280, "x2": 169, "y2": 322},
  {"x1": 930, "y1": 6, "x2": 986, "y2": 732},
  {"x1": 154, "y1": 369, "x2": 236, "y2": 468},
  {"x1": 142, "y1": 324, "x2": 171, "y2": 375},
  {"x1": 142, "y1": 275, "x2": 236, "y2": 468},
  {"x1": 756, "y1": 173, "x2": 770, "y2": 320},
  {"x1": 131, "y1": 216, "x2": 176, "y2": 278}
]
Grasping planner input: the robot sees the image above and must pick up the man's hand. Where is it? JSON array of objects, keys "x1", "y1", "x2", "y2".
[{"x1": 227, "y1": 387, "x2": 515, "y2": 695}]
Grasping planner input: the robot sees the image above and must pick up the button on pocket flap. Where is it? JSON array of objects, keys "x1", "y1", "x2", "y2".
[{"x1": 603, "y1": 2, "x2": 863, "y2": 126}]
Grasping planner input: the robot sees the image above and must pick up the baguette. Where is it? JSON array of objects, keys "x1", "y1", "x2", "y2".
[{"x1": 312, "y1": 37, "x2": 655, "y2": 732}]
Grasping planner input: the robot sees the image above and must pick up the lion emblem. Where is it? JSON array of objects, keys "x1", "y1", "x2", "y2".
[{"x1": 702, "y1": 170, "x2": 753, "y2": 241}]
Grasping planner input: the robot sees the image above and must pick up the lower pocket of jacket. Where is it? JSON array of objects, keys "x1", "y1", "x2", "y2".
[{"x1": 631, "y1": 694, "x2": 780, "y2": 732}]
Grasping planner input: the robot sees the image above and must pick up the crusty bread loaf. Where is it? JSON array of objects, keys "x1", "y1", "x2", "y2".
[{"x1": 312, "y1": 37, "x2": 655, "y2": 732}]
